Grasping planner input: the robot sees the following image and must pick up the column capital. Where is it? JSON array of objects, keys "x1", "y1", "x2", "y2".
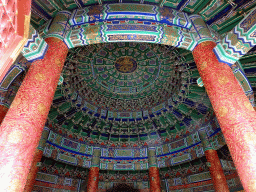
[
  {"x1": 189, "y1": 14, "x2": 216, "y2": 46},
  {"x1": 37, "y1": 127, "x2": 50, "y2": 151},
  {"x1": 147, "y1": 147, "x2": 157, "y2": 168},
  {"x1": 91, "y1": 147, "x2": 101, "y2": 168},
  {"x1": 198, "y1": 128, "x2": 214, "y2": 152},
  {"x1": 45, "y1": 11, "x2": 72, "y2": 41},
  {"x1": 213, "y1": 6, "x2": 256, "y2": 65},
  {"x1": 22, "y1": 25, "x2": 48, "y2": 62},
  {"x1": 88, "y1": 148, "x2": 101, "y2": 191}
]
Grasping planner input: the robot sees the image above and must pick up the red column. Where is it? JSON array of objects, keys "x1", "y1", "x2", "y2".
[
  {"x1": 148, "y1": 147, "x2": 161, "y2": 192},
  {"x1": 193, "y1": 41, "x2": 256, "y2": 192},
  {"x1": 0, "y1": 105, "x2": 8, "y2": 123},
  {"x1": 0, "y1": 37, "x2": 68, "y2": 191},
  {"x1": 149, "y1": 167, "x2": 161, "y2": 192},
  {"x1": 24, "y1": 149, "x2": 43, "y2": 192},
  {"x1": 198, "y1": 130, "x2": 229, "y2": 191},
  {"x1": 205, "y1": 149, "x2": 229, "y2": 191},
  {"x1": 87, "y1": 148, "x2": 101, "y2": 192},
  {"x1": 24, "y1": 127, "x2": 50, "y2": 191},
  {"x1": 87, "y1": 167, "x2": 100, "y2": 192}
]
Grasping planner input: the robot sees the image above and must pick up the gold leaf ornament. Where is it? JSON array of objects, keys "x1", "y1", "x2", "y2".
[
  {"x1": 218, "y1": 106, "x2": 228, "y2": 117},
  {"x1": 200, "y1": 61, "x2": 208, "y2": 70},
  {"x1": 218, "y1": 75, "x2": 229, "y2": 85},
  {"x1": 35, "y1": 73, "x2": 46, "y2": 81},
  {"x1": 55, "y1": 58, "x2": 62, "y2": 68},
  {"x1": 37, "y1": 103, "x2": 47, "y2": 115}
]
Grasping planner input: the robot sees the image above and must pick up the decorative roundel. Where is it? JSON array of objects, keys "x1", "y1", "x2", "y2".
[{"x1": 115, "y1": 56, "x2": 137, "y2": 73}]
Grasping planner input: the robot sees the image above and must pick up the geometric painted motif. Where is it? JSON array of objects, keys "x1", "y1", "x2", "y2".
[
  {"x1": 37, "y1": 127, "x2": 50, "y2": 151},
  {"x1": 22, "y1": 25, "x2": 48, "y2": 62},
  {"x1": 69, "y1": 4, "x2": 192, "y2": 29},
  {"x1": 44, "y1": 117, "x2": 226, "y2": 170},
  {"x1": 34, "y1": 172, "x2": 80, "y2": 191},
  {"x1": 26, "y1": 0, "x2": 256, "y2": 65},
  {"x1": 231, "y1": 62, "x2": 255, "y2": 106},
  {"x1": 188, "y1": 172, "x2": 211, "y2": 183},
  {"x1": 189, "y1": 14, "x2": 215, "y2": 45},
  {"x1": 62, "y1": 42, "x2": 189, "y2": 116},
  {"x1": 36, "y1": 172, "x2": 58, "y2": 184},
  {"x1": 35, "y1": 3, "x2": 255, "y2": 64},
  {"x1": 214, "y1": 6, "x2": 256, "y2": 65},
  {"x1": 0, "y1": 65, "x2": 24, "y2": 91},
  {"x1": 32, "y1": 4, "x2": 203, "y2": 50},
  {"x1": 46, "y1": 11, "x2": 72, "y2": 40},
  {"x1": 64, "y1": 21, "x2": 198, "y2": 50}
]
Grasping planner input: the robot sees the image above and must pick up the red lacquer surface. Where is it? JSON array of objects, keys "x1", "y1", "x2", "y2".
[
  {"x1": 0, "y1": 0, "x2": 32, "y2": 82},
  {"x1": 205, "y1": 149, "x2": 229, "y2": 191},
  {"x1": 87, "y1": 167, "x2": 100, "y2": 192},
  {"x1": 0, "y1": 105, "x2": 8, "y2": 124},
  {"x1": 24, "y1": 149, "x2": 43, "y2": 192},
  {"x1": 193, "y1": 41, "x2": 256, "y2": 192},
  {"x1": 0, "y1": 37, "x2": 68, "y2": 191},
  {"x1": 149, "y1": 167, "x2": 161, "y2": 192}
]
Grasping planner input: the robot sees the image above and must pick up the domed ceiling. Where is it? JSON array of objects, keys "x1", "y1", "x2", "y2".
[
  {"x1": 48, "y1": 42, "x2": 212, "y2": 146},
  {"x1": 64, "y1": 42, "x2": 184, "y2": 110},
  {"x1": 1, "y1": 0, "x2": 255, "y2": 190}
]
